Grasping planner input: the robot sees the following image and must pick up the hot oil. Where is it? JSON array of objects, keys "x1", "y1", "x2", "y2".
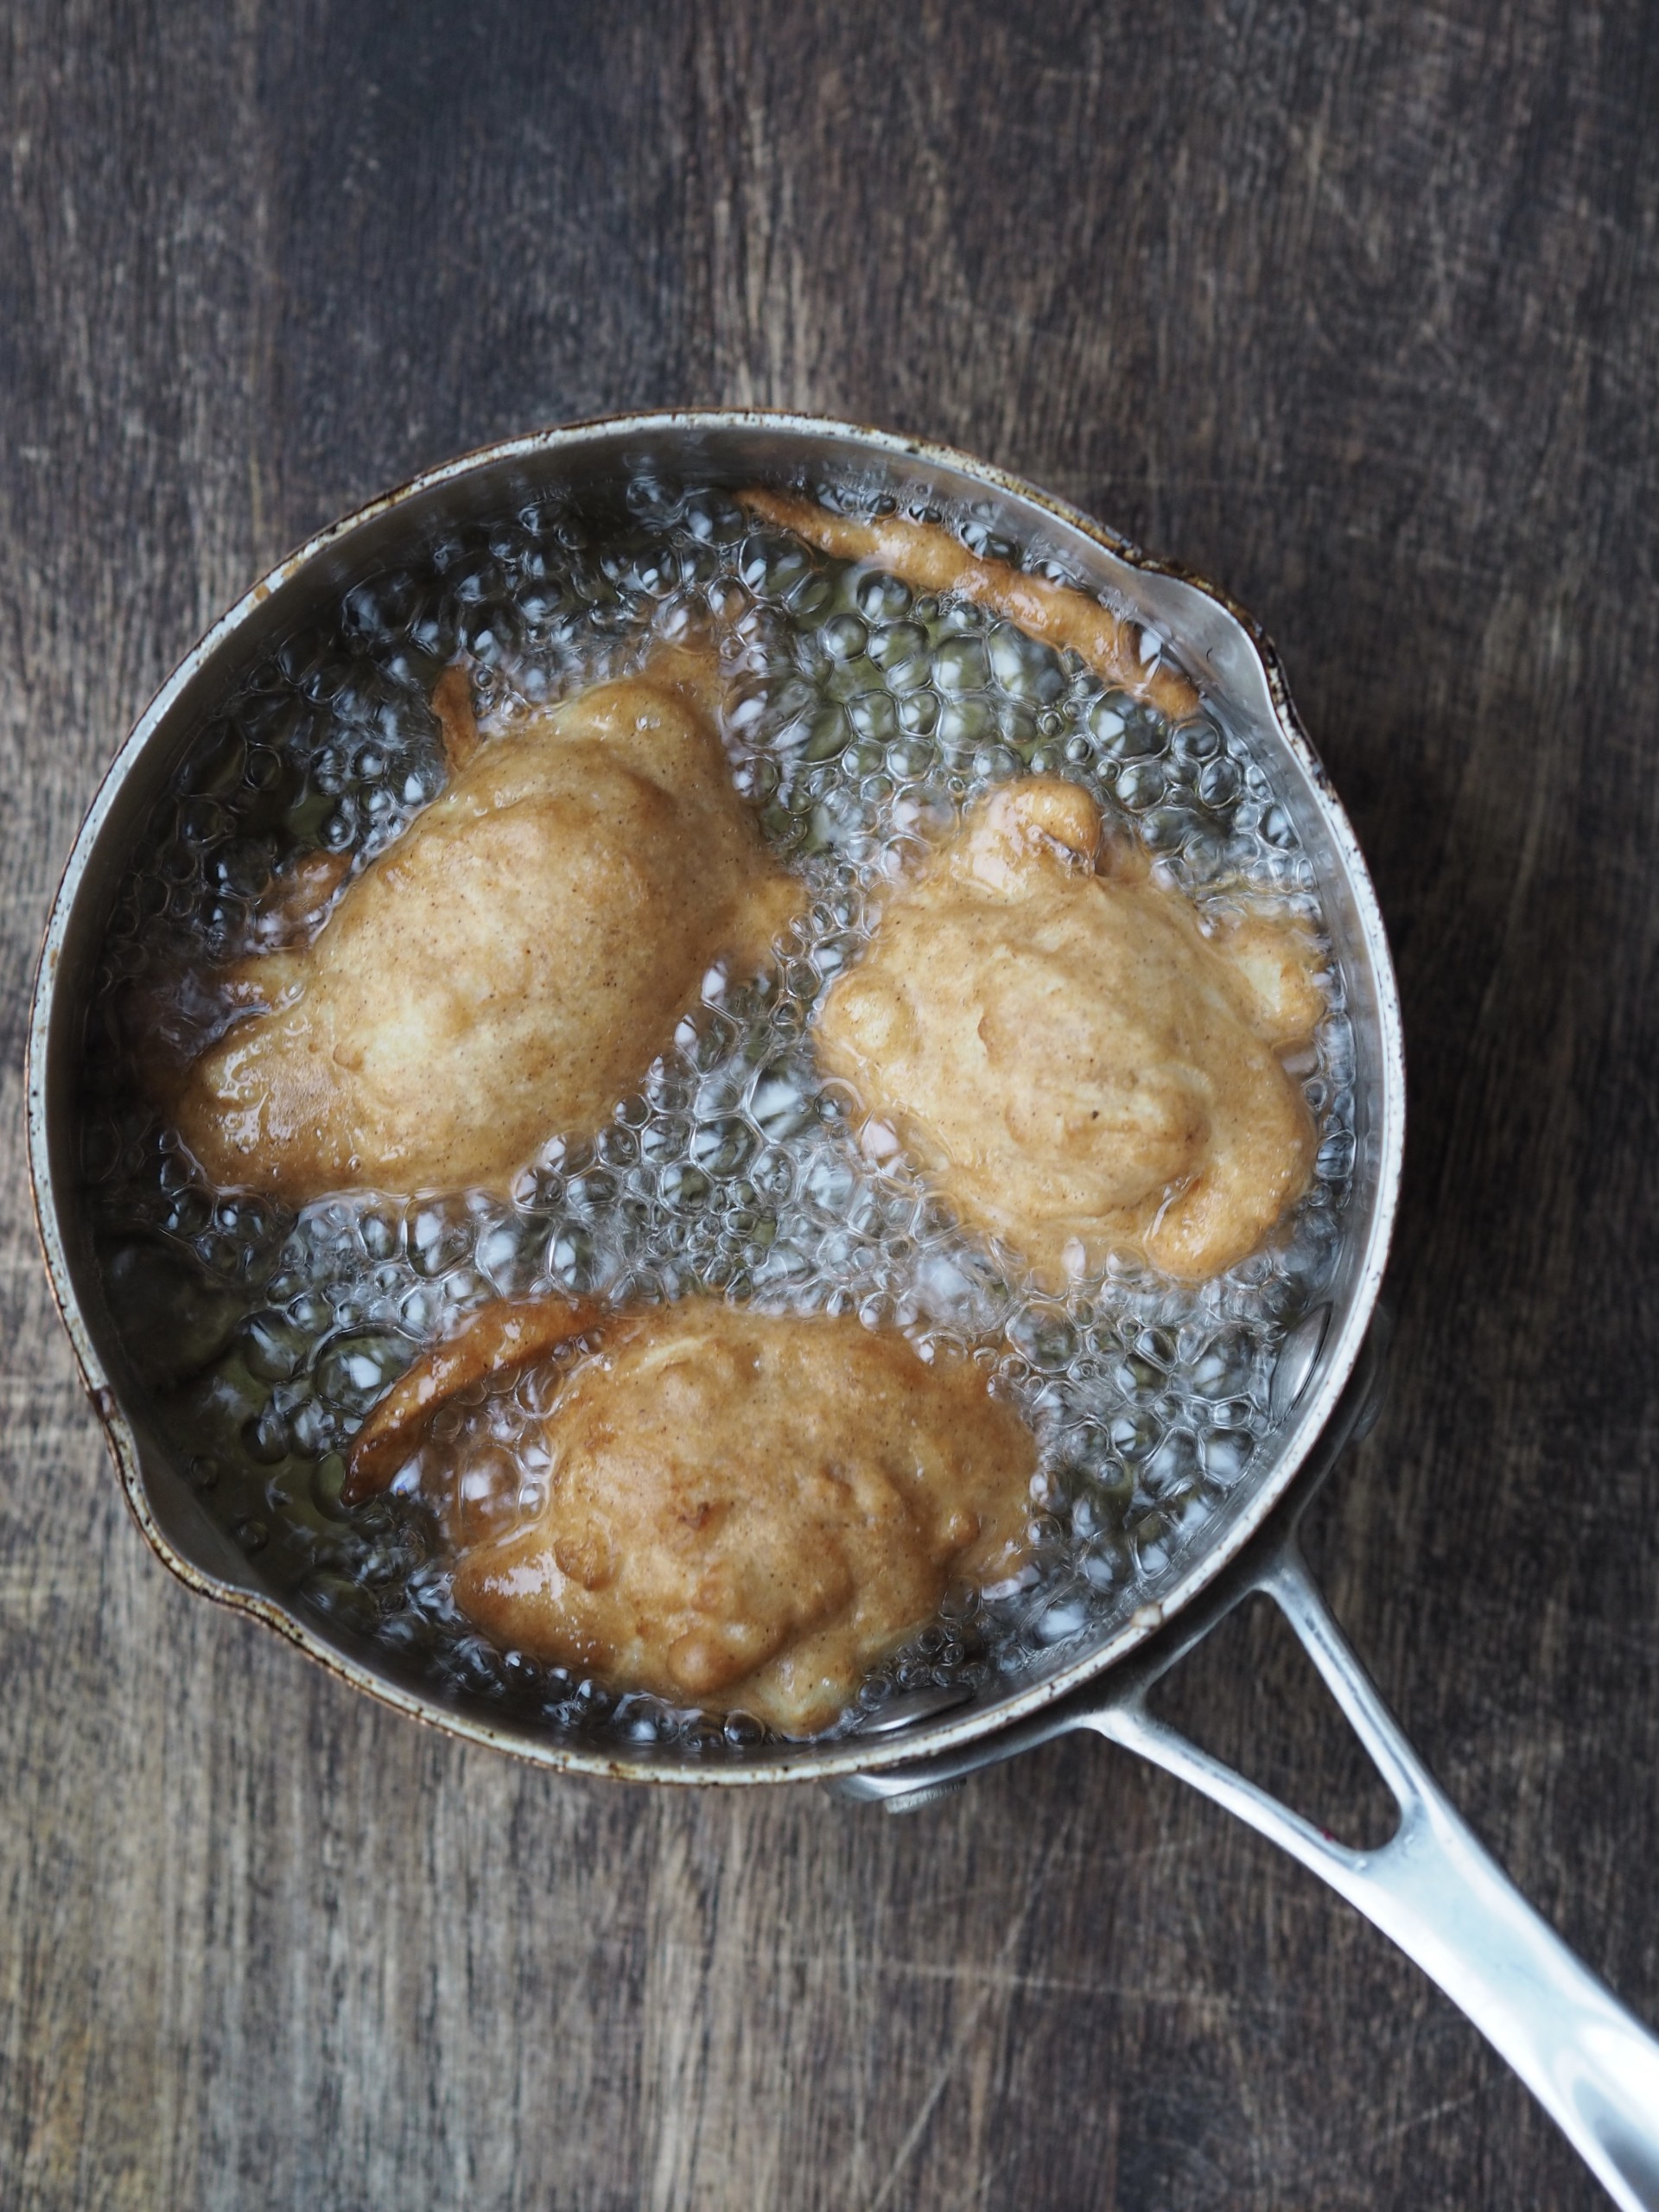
[{"x1": 79, "y1": 479, "x2": 1357, "y2": 1751}]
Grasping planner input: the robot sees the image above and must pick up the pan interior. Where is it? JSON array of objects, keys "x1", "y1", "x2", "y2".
[{"x1": 36, "y1": 416, "x2": 1401, "y2": 1783}]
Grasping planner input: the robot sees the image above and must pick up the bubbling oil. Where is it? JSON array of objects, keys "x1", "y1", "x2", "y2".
[{"x1": 79, "y1": 477, "x2": 1357, "y2": 1751}]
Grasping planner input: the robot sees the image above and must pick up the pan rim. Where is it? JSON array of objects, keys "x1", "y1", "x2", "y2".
[{"x1": 27, "y1": 407, "x2": 1405, "y2": 1785}]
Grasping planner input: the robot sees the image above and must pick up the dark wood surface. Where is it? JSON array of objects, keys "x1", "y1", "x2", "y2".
[{"x1": 4, "y1": 4, "x2": 1658, "y2": 2205}]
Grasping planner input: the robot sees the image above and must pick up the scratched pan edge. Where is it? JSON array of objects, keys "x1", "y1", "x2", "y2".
[{"x1": 25, "y1": 410, "x2": 1406, "y2": 1787}]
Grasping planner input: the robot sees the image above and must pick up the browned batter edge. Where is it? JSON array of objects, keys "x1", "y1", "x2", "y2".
[
  {"x1": 343, "y1": 1294, "x2": 603, "y2": 1501},
  {"x1": 739, "y1": 486, "x2": 1200, "y2": 720}
]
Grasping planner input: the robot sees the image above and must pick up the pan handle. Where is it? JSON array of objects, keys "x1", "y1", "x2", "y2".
[
  {"x1": 830, "y1": 1329, "x2": 1659, "y2": 2203},
  {"x1": 1082, "y1": 1535, "x2": 1659, "y2": 2211}
]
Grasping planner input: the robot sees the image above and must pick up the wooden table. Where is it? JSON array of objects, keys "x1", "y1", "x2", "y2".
[{"x1": 4, "y1": 5, "x2": 1656, "y2": 2205}]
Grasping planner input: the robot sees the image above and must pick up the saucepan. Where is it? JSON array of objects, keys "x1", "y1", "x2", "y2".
[{"x1": 26, "y1": 413, "x2": 1659, "y2": 2204}]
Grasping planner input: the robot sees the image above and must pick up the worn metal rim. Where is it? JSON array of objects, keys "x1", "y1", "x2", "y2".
[{"x1": 27, "y1": 409, "x2": 1407, "y2": 1785}]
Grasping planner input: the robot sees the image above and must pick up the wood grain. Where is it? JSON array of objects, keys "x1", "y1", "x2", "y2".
[{"x1": 3, "y1": 2, "x2": 1657, "y2": 2204}]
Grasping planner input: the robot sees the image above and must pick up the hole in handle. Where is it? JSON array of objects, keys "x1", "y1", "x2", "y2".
[{"x1": 1147, "y1": 1590, "x2": 1400, "y2": 1851}]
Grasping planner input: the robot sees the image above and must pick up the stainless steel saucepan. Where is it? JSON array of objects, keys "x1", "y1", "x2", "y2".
[{"x1": 27, "y1": 413, "x2": 1659, "y2": 2204}]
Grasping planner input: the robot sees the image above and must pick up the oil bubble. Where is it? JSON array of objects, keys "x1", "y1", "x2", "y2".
[{"x1": 85, "y1": 471, "x2": 1355, "y2": 1757}]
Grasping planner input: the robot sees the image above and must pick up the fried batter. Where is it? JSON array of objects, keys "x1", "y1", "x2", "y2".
[
  {"x1": 816, "y1": 778, "x2": 1324, "y2": 1285},
  {"x1": 169, "y1": 657, "x2": 803, "y2": 1201},
  {"x1": 342, "y1": 1294, "x2": 606, "y2": 1501},
  {"x1": 346, "y1": 1297, "x2": 1036, "y2": 1734},
  {"x1": 740, "y1": 487, "x2": 1198, "y2": 719}
]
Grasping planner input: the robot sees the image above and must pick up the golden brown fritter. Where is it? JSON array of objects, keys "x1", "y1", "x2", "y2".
[
  {"x1": 346, "y1": 1296, "x2": 1036, "y2": 1735},
  {"x1": 815, "y1": 778, "x2": 1324, "y2": 1285},
  {"x1": 739, "y1": 486, "x2": 1198, "y2": 719},
  {"x1": 169, "y1": 657, "x2": 803, "y2": 1202}
]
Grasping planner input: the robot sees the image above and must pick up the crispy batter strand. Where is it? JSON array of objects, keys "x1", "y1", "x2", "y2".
[
  {"x1": 343, "y1": 1294, "x2": 603, "y2": 1502},
  {"x1": 739, "y1": 487, "x2": 1199, "y2": 719},
  {"x1": 431, "y1": 661, "x2": 480, "y2": 772}
]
